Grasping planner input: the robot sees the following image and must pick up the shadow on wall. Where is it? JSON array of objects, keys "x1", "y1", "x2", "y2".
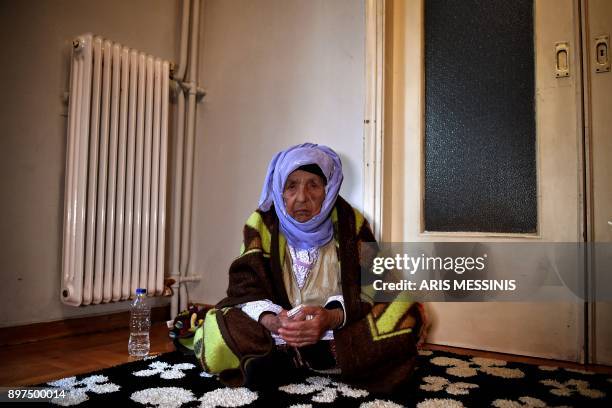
[{"x1": 337, "y1": 151, "x2": 360, "y2": 204}]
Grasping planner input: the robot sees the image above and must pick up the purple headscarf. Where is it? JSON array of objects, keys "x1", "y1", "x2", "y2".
[{"x1": 258, "y1": 143, "x2": 343, "y2": 249}]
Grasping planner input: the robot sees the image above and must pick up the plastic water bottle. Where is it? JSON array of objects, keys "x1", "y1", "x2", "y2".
[{"x1": 128, "y1": 288, "x2": 151, "y2": 357}]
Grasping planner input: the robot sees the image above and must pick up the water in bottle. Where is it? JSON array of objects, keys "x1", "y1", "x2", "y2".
[{"x1": 128, "y1": 288, "x2": 151, "y2": 357}]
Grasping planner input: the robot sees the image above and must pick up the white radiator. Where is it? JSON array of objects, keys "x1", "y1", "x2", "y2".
[{"x1": 62, "y1": 34, "x2": 170, "y2": 306}]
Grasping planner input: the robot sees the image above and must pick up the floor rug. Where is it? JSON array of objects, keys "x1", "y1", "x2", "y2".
[{"x1": 36, "y1": 349, "x2": 612, "y2": 407}]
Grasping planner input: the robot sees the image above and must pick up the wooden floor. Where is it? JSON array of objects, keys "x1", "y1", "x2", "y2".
[
  {"x1": 1, "y1": 323, "x2": 610, "y2": 387},
  {"x1": 0, "y1": 322, "x2": 175, "y2": 387}
]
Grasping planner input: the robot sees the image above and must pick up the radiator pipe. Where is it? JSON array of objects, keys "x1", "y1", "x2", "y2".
[
  {"x1": 169, "y1": 0, "x2": 191, "y2": 320},
  {"x1": 180, "y1": 88, "x2": 195, "y2": 312},
  {"x1": 170, "y1": 0, "x2": 206, "y2": 319},
  {"x1": 187, "y1": 0, "x2": 200, "y2": 84},
  {"x1": 180, "y1": 0, "x2": 201, "y2": 312},
  {"x1": 175, "y1": 0, "x2": 191, "y2": 82},
  {"x1": 170, "y1": 79, "x2": 185, "y2": 319}
]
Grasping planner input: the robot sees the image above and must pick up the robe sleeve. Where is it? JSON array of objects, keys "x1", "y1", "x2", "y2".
[
  {"x1": 240, "y1": 299, "x2": 283, "y2": 321},
  {"x1": 324, "y1": 294, "x2": 347, "y2": 328},
  {"x1": 216, "y1": 211, "x2": 279, "y2": 308}
]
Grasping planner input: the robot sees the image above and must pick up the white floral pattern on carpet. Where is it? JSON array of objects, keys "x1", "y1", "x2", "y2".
[
  {"x1": 130, "y1": 386, "x2": 257, "y2": 408},
  {"x1": 47, "y1": 374, "x2": 120, "y2": 406},
  {"x1": 491, "y1": 396, "x2": 571, "y2": 408},
  {"x1": 279, "y1": 376, "x2": 369, "y2": 403},
  {"x1": 420, "y1": 376, "x2": 479, "y2": 395},
  {"x1": 541, "y1": 378, "x2": 605, "y2": 398},
  {"x1": 431, "y1": 356, "x2": 525, "y2": 379},
  {"x1": 132, "y1": 361, "x2": 196, "y2": 379},
  {"x1": 417, "y1": 398, "x2": 465, "y2": 408}
]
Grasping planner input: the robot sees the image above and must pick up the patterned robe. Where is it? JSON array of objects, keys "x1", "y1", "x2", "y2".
[{"x1": 194, "y1": 195, "x2": 425, "y2": 393}]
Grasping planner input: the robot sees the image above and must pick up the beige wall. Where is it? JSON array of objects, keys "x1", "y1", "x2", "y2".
[
  {"x1": 188, "y1": 0, "x2": 366, "y2": 304},
  {"x1": 0, "y1": 0, "x2": 178, "y2": 327}
]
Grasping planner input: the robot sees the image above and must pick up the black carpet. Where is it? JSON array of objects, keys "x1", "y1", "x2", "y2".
[{"x1": 37, "y1": 349, "x2": 612, "y2": 407}]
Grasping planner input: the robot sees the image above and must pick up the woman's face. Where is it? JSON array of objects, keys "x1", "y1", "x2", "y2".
[{"x1": 283, "y1": 169, "x2": 326, "y2": 222}]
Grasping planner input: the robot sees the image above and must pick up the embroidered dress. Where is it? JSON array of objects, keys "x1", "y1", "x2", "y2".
[{"x1": 288, "y1": 245, "x2": 319, "y2": 289}]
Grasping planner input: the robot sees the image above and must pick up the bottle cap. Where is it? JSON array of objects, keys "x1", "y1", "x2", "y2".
[{"x1": 136, "y1": 288, "x2": 147, "y2": 295}]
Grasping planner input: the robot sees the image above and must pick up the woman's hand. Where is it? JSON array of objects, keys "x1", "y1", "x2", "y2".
[
  {"x1": 277, "y1": 306, "x2": 343, "y2": 347},
  {"x1": 259, "y1": 309, "x2": 305, "y2": 334},
  {"x1": 259, "y1": 310, "x2": 288, "y2": 334}
]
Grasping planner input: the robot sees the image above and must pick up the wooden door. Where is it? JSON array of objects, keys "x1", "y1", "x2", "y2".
[{"x1": 382, "y1": 0, "x2": 586, "y2": 361}]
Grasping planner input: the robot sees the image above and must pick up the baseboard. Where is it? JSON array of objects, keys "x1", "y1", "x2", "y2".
[{"x1": 0, "y1": 305, "x2": 170, "y2": 346}]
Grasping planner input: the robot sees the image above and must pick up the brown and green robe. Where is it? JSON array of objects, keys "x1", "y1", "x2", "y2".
[{"x1": 193, "y1": 195, "x2": 425, "y2": 393}]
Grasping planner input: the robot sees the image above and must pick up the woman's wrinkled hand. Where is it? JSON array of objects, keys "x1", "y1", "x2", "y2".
[
  {"x1": 277, "y1": 306, "x2": 343, "y2": 347},
  {"x1": 259, "y1": 310, "x2": 288, "y2": 334}
]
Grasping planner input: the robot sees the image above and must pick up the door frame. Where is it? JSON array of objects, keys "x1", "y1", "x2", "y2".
[{"x1": 363, "y1": 0, "x2": 386, "y2": 242}]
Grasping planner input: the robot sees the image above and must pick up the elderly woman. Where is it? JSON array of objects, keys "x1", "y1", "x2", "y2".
[{"x1": 193, "y1": 143, "x2": 425, "y2": 393}]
